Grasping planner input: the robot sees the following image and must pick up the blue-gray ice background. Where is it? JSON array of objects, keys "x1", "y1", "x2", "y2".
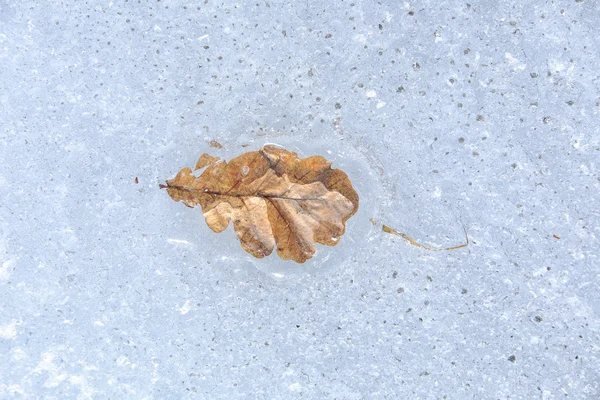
[{"x1": 1, "y1": 0, "x2": 599, "y2": 398}]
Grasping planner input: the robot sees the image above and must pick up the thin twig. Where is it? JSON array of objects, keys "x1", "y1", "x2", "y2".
[{"x1": 370, "y1": 218, "x2": 469, "y2": 251}]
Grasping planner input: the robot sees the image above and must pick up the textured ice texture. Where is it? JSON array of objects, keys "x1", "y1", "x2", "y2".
[{"x1": 1, "y1": 0, "x2": 599, "y2": 398}]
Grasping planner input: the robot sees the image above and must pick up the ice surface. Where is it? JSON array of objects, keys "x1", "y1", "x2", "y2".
[{"x1": 1, "y1": 0, "x2": 599, "y2": 398}]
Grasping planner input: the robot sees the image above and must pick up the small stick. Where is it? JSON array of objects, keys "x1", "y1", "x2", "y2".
[{"x1": 370, "y1": 218, "x2": 469, "y2": 251}]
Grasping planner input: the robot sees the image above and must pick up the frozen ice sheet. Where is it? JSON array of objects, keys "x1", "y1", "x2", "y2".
[{"x1": 1, "y1": 0, "x2": 599, "y2": 398}]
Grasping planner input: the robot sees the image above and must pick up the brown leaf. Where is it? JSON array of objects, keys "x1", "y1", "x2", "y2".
[
  {"x1": 162, "y1": 145, "x2": 359, "y2": 263},
  {"x1": 195, "y1": 154, "x2": 220, "y2": 171}
]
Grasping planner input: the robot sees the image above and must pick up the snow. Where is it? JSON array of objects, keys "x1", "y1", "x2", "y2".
[{"x1": 1, "y1": 0, "x2": 599, "y2": 398}]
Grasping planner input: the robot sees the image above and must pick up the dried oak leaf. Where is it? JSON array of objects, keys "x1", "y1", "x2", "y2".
[{"x1": 161, "y1": 145, "x2": 359, "y2": 263}]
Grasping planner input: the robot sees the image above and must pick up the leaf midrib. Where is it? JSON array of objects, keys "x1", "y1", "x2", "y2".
[{"x1": 165, "y1": 184, "x2": 326, "y2": 201}]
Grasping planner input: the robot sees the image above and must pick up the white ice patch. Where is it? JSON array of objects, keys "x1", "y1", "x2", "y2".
[
  {"x1": 179, "y1": 300, "x2": 191, "y2": 315},
  {"x1": 69, "y1": 375, "x2": 97, "y2": 399},
  {"x1": 548, "y1": 58, "x2": 571, "y2": 73},
  {"x1": 289, "y1": 382, "x2": 302, "y2": 391},
  {"x1": 354, "y1": 34, "x2": 368, "y2": 44},
  {"x1": 0, "y1": 319, "x2": 19, "y2": 339},
  {"x1": 33, "y1": 350, "x2": 70, "y2": 388},
  {"x1": 505, "y1": 52, "x2": 526, "y2": 71},
  {"x1": 11, "y1": 347, "x2": 27, "y2": 362},
  {"x1": 167, "y1": 238, "x2": 191, "y2": 247},
  {"x1": 0, "y1": 258, "x2": 16, "y2": 280},
  {"x1": 116, "y1": 355, "x2": 136, "y2": 369},
  {"x1": 2, "y1": 384, "x2": 24, "y2": 396},
  {"x1": 151, "y1": 359, "x2": 160, "y2": 384},
  {"x1": 366, "y1": 90, "x2": 377, "y2": 98}
]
